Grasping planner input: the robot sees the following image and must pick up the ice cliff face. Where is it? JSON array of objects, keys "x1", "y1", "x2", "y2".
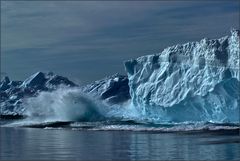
[{"x1": 125, "y1": 30, "x2": 240, "y2": 122}]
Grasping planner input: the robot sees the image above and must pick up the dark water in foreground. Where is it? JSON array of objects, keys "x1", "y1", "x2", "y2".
[{"x1": 0, "y1": 126, "x2": 240, "y2": 160}]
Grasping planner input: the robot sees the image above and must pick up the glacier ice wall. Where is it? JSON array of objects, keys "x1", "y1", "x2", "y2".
[{"x1": 124, "y1": 30, "x2": 240, "y2": 123}]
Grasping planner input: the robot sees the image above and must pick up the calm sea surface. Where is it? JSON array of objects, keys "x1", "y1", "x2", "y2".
[{"x1": 0, "y1": 127, "x2": 240, "y2": 160}]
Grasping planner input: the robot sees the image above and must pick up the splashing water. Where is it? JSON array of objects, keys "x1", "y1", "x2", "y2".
[
  {"x1": 17, "y1": 87, "x2": 139, "y2": 124},
  {"x1": 22, "y1": 88, "x2": 106, "y2": 122}
]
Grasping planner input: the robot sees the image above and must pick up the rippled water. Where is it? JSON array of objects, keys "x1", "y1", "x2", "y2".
[{"x1": 0, "y1": 126, "x2": 239, "y2": 160}]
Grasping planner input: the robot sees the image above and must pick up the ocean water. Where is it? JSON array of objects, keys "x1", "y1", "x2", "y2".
[
  {"x1": 1, "y1": 88, "x2": 240, "y2": 160},
  {"x1": 0, "y1": 123, "x2": 240, "y2": 160}
]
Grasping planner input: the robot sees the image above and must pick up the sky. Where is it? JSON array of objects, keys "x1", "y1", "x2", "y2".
[{"x1": 1, "y1": 0, "x2": 239, "y2": 84}]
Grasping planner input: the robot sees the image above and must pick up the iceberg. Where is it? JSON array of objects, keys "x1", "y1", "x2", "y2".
[
  {"x1": 20, "y1": 72, "x2": 76, "y2": 89},
  {"x1": 82, "y1": 74, "x2": 130, "y2": 104},
  {"x1": 124, "y1": 30, "x2": 240, "y2": 123}
]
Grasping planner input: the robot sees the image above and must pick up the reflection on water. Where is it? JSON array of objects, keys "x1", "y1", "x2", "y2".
[{"x1": 0, "y1": 127, "x2": 239, "y2": 160}]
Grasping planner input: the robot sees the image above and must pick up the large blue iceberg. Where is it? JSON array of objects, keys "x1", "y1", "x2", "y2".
[{"x1": 124, "y1": 30, "x2": 239, "y2": 123}]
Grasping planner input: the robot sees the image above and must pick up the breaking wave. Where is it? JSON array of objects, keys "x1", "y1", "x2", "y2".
[
  {"x1": 2, "y1": 87, "x2": 137, "y2": 126},
  {"x1": 23, "y1": 88, "x2": 111, "y2": 122}
]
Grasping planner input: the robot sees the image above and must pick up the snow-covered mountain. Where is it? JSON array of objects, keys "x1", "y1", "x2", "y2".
[
  {"x1": 124, "y1": 30, "x2": 239, "y2": 122},
  {"x1": 0, "y1": 72, "x2": 77, "y2": 118}
]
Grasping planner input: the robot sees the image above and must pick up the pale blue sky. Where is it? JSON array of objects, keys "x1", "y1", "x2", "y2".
[{"x1": 1, "y1": 0, "x2": 239, "y2": 84}]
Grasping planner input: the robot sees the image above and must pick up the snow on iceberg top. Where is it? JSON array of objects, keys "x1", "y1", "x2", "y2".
[{"x1": 125, "y1": 29, "x2": 239, "y2": 75}]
